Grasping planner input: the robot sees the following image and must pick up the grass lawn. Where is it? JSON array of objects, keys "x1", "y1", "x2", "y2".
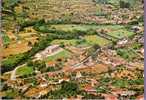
[
  {"x1": 84, "y1": 35, "x2": 111, "y2": 46},
  {"x1": 46, "y1": 50, "x2": 71, "y2": 61},
  {"x1": 16, "y1": 66, "x2": 33, "y2": 76}
]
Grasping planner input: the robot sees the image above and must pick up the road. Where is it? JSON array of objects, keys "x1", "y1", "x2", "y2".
[{"x1": 10, "y1": 64, "x2": 26, "y2": 80}]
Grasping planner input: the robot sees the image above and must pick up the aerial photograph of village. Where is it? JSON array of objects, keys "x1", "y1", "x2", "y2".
[{"x1": 0, "y1": 0, "x2": 144, "y2": 99}]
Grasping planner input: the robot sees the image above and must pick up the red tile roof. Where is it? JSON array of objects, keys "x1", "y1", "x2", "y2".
[
  {"x1": 102, "y1": 94, "x2": 118, "y2": 100},
  {"x1": 83, "y1": 84, "x2": 96, "y2": 92},
  {"x1": 47, "y1": 61, "x2": 56, "y2": 66},
  {"x1": 136, "y1": 95, "x2": 144, "y2": 100}
]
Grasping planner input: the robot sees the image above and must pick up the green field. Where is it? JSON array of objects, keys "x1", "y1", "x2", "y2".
[
  {"x1": 16, "y1": 66, "x2": 33, "y2": 76},
  {"x1": 107, "y1": 29, "x2": 135, "y2": 38},
  {"x1": 50, "y1": 24, "x2": 135, "y2": 39},
  {"x1": 51, "y1": 39, "x2": 79, "y2": 46},
  {"x1": 84, "y1": 35, "x2": 111, "y2": 46},
  {"x1": 50, "y1": 24, "x2": 123, "y2": 31},
  {"x1": 51, "y1": 35, "x2": 111, "y2": 47},
  {"x1": 46, "y1": 50, "x2": 71, "y2": 61},
  {"x1": 116, "y1": 48, "x2": 138, "y2": 61},
  {"x1": 1, "y1": 32, "x2": 11, "y2": 46}
]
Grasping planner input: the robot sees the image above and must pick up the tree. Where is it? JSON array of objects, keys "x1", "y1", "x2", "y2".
[
  {"x1": 60, "y1": 42, "x2": 65, "y2": 48},
  {"x1": 61, "y1": 81, "x2": 79, "y2": 96},
  {"x1": 28, "y1": 41, "x2": 33, "y2": 47},
  {"x1": 27, "y1": 60, "x2": 34, "y2": 67},
  {"x1": 119, "y1": 0, "x2": 130, "y2": 8}
]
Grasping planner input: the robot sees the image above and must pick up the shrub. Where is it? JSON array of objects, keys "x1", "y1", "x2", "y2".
[{"x1": 119, "y1": 0, "x2": 130, "y2": 8}]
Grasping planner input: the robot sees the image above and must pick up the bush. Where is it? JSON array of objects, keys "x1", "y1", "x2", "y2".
[
  {"x1": 96, "y1": 86, "x2": 108, "y2": 93},
  {"x1": 117, "y1": 48, "x2": 137, "y2": 61},
  {"x1": 112, "y1": 79, "x2": 129, "y2": 88},
  {"x1": 119, "y1": 0, "x2": 130, "y2": 8},
  {"x1": 20, "y1": 19, "x2": 45, "y2": 30}
]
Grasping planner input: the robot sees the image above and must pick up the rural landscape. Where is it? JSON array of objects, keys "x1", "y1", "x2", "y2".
[{"x1": 0, "y1": 0, "x2": 144, "y2": 99}]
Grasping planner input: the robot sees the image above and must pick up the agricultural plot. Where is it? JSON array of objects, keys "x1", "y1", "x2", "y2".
[
  {"x1": 19, "y1": 0, "x2": 96, "y2": 22},
  {"x1": 50, "y1": 24, "x2": 135, "y2": 39},
  {"x1": 2, "y1": 27, "x2": 39, "y2": 57},
  {"x1": 51, "y1": 35, "x2": 111, "y2": 47},
  {"x1": 84, "y1": 35, "x2": 111, "y2": 46},
  {"x1": 50, "y1": 24, "x2": 101, "y2": 31},
  {"x1": 117, "y1": 48, "x2": 140, "y2": 61},
  {"x1": 51, "y1": 39, "x2": 79, "y2": 46},
  {"x1": 1, "y1": 32, "x2": 11, "y2": 46},
  {"x1": 3, "y1": 40, "x2": 31, "y2": 57},
  {"x1": 107, "y1": 29, "x2": 135, "y2": 38}
]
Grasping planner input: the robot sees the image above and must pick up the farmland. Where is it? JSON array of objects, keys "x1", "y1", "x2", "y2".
[{"x1": 50, "y1": 24, "x2": 135, "y2": 38}]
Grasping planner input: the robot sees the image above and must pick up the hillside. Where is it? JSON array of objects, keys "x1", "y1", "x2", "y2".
[{"x1": 1, "y1": 0, "x2": 144, "y2": 99}]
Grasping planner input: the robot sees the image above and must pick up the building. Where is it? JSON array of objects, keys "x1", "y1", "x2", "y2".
[
  {"x1": 76, "y1": 71, "x2": 82, "y2": 79},
  {"x1": 136, "y1": 95, "x2": 144, "y2": 100},
  {"x1": 34, "y1": 45, "x2": 61, "y2": 60},
  {"x1": 117, "y1": 38, "x2": 128, "y2": 46},
  {"x1": 102, "y1": 94, "x2": 118, "y2": 100},
  {"x1": 58, "y1": 77, "x2": 70, "y2": 83},
  {"x1": 83, "y1": 84, "x2": 97, "y2": 95},
  {"x1": 47, "y1": 61, "x2": 56, "y2": 67},
  {"x1": 45, "y1": 45, "x2": 60, "y2": 54}
]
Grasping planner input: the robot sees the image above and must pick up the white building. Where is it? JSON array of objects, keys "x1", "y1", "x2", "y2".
[{"x1": 34, "y1": 45, "x2": 60, "y2": 60}]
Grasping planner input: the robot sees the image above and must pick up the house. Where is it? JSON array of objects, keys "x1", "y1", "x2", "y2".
[
  {"x1": 76, "y1": 71, "x2": 82, "y2": 79},
  {"x1": 140, "y1": 48, "x2": 144, "y2": 54},
  {"x1": 111, "y1": 89, "x2": 136, "y2": 97},
  {"x1": 138, "y1": 37, "x2": 144, "y2": 44},
  {"x1": 47, "y1": 61, "x2": 56, "y2": 67},
  {"x1": 45, "y1": 45, "x2": 60, "y2": 54},
  {"x1": 102, "y1": 94, "x2": 118, "y2": 100},
  {"x1": 83, "y1": 84, "x2": 97, "y2": 95},
  {"x1": 58, "y1": 77, "x2": 70, "y2": 83},
  {"x1": 39, "y1": 82, "x2": 48, "y2": 88},
  {"x1": 90, "y1": 79, "x2": 98, "y2": 87},
  {"x1": 131, "y1": 26, "x2": 141, "y2": 33},
  {"x1": 111, "y1": 57, "x2": 125, "y2": 67},
  {"x1": 136, "y1": 95, "x2": 144, "y2": 100},
  {"x1": 117, "y1": 38, "x2": 128, "y2": 46}
]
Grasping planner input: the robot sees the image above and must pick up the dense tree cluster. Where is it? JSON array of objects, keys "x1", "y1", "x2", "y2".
[{"x1": 41, "y1": 81, "x2": 79, "y2": 99}]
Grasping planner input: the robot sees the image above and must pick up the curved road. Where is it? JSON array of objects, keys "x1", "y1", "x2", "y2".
[{"x1": 10, "y1": 64, "x2": 26, "y2": 80}]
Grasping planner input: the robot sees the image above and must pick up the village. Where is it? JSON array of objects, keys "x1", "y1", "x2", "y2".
[
  {"x1": 1, "y1": 31, "x2": 144, "y2": 99},
  {"x1": 1, "y1": 0, "x2": 144, "y2": 99}
]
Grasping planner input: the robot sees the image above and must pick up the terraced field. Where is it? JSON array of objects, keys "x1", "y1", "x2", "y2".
[
  {"x1": 19, "y1": 0, "x2": 96, "y2": 22},
  {"x1": 51, "y1": 39, "x2": 79, "y2": 46}
]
